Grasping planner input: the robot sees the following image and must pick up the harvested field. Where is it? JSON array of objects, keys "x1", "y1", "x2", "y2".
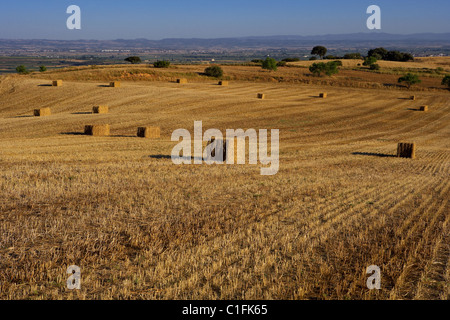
[
  {"x1": 0, "y1": 65, "x2": 448, "y2": 300},
  {"x1": 28, "y1": 58, "x2": 450, "y2": 92}
]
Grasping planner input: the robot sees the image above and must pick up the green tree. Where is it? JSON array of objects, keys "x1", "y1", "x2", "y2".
[
  {"x1": 39, "y1": 66, "x2": 47, "y2": 72},
  {"x1": 371, "y1": 53, "x2": 383, "y2": 60},
  {"x1": 204, "y1": 65, "x2": 224, "y2": 78},
  {"x1": 324, "y1": 62, "x2": 339, "y2": 76},
  {"x1": 368, "y1": 47, "x2": 388, "y2": 59},
  {"x1": 16, "y1": 65, "x2": 28, "y2": 74},
  {"x1": 261, "y1": 57, "x2": 278, "y2": 71},
  {"x1": 309, "y1": 63, "x2": 326, "y2": 76},
  {"x1": 385, "y1": 51, "x2": 404, "y2": 62},
  {"x1": 153, "y1": 60, "x2": 170, "y2": 68},
  {"x1": 442, "y1": 75, "x2": 450, "y2": 88},
  {"x1": 309, "y1": 62, "x2": 339, "y2": 77},
  {"x1": 370, "y1": 64, "x2": 380, "y2": 71},
  {"x1": 384, "y1": 51, "x2": 414, "y2": 62},
  {"x1": 400, "y1": 53, "x2": 414, "y2": 62},
  {"x1": 124, "y1": 56, "x2": 142, "y2": 64},
  {"x1": 311, "y1": 46, "x2": 327, "y2": 59},
  {"x1": 363, "y1": 56, "x2": 377, "y2": 67},
  {"x1": 398, "y1": 73, "x2": 421, "y2": 89},
  {"x1": 368, "y1": 48, "x2": 414, "y2": 62}
]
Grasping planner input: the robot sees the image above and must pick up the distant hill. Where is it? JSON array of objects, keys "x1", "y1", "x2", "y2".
[{"x1": 1, "y1": 33, "x2": 450, "y2": 52}]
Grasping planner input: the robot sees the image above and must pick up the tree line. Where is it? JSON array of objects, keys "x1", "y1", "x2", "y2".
[{"x1": 14, "y1": 51, "x2": 450, "y2": 90}]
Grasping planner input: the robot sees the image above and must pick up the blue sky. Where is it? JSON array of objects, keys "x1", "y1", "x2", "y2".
[{"x1": 0, "y1": 0, "x2": 449, "y2": 39}]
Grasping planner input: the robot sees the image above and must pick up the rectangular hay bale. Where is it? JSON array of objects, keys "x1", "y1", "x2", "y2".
[
  {"x1": 397, "y1": 142, "x2": 416, "y2": 159},
  {"x1": 177, "y1": 78, "x2": 188, "y2": 84},
  {"x1": 420, "y1": 105, "x2": 428, "y2": 112},
  {"x1": 206, "y1": 138, "x2": 228, "y2": 162},
  {"x1": 52, "y1": 80, "x2": 63, "y2": 87},
  {"x1": 410, "y1": 95, "x2": 416, "y2": 101},
  {"x1": 110, "y1": 81, "x2": 121, "y2": 88},
  {"x1": 320, "y1": 93, "x2": 327, "y2": 98},
  {"x1": 218, "y1": 81, "x2": 229, "y2": 86},
  {"x1": 137, "y1": 127, "x2": 160, "y2": 138},
  {"x1": 84, "y1": 124, "x2": 110, "y2": 136},
  {"x1": 34, "y1": 108, "x2": 51, "y2": 117},
  {"x1": 257, "y1": 93, "x2": 265, "y2": 99},
  {"x1": 92, "y1": 106, "x2": 109, "y2": 114},
  {"x1": 206, "y1": 138, "x2": 243, "y2": 164}
]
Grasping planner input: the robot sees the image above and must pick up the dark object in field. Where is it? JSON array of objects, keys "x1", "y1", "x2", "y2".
[{"x1": 397, "y1": 142, "x2": 416, "y2": 159}]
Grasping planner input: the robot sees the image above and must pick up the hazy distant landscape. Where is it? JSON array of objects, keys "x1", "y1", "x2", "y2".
[{"x1": 1, "y1": 33, "x2": 450, "y2": 73}]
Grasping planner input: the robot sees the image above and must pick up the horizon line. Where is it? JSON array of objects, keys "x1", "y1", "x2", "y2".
[{"x1": 1, "y1": 31, "x2": 450, "y2": 42}]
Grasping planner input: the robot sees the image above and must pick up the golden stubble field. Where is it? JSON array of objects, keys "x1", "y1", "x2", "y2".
[{"x1": 0, "y1": 62, "x2": 448, "y2": 300}]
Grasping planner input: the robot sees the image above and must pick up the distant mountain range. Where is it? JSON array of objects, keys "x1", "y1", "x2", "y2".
[{"x1": 1, "y1": 33, "x2": 450, "y2": 52}]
